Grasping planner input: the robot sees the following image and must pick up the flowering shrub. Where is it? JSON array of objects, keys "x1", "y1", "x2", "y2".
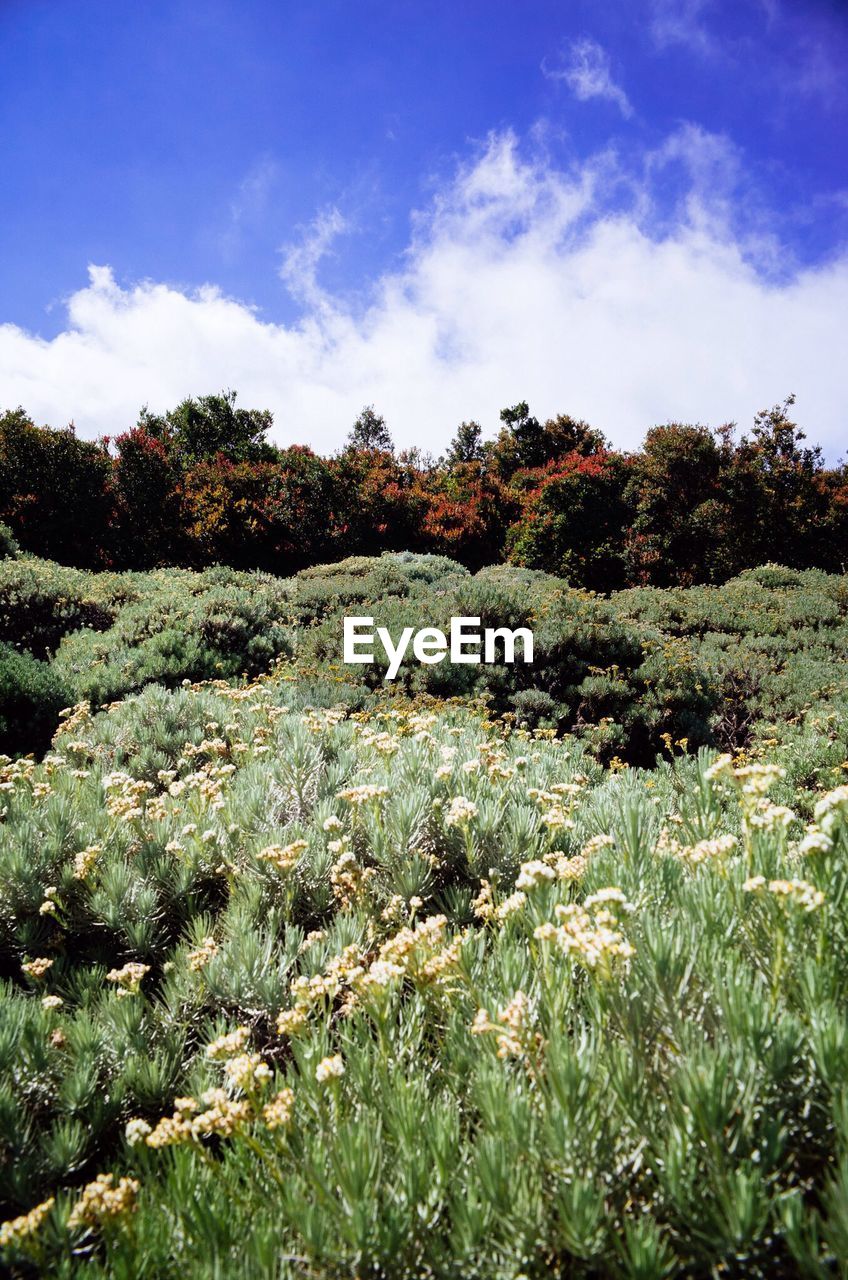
[{"x1": 0, "y1": 655, "x2": 847, "y2": 1274}]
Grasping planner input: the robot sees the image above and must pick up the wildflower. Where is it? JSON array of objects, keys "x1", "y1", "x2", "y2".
[
  {"x1": 206, "y1": 1026, "x2": 250, "y2": 1060},
  {"x1": 494, "y1": 891, "x2": 527, "y2": 921},
  {"x1": 0, "y1": 1198, "x2": 55, "y2": 1249},
  {"x1": 515, "y1": 860, "x2": 555, "y2": 891},
  {"x1": 276, "y1": 1007, "x2": 310, "y2": 1036},
  {"x1": 330, "y1": 851, "x2": 376, "y2": 908},
  {"x1": 768, "y1": 878, "x2": 825, "y2": 912},
  {"x1": 471, "y1": 992, "x2": 537, "y2": 1060},
  {"x1": 263, "y1": 1087, "x2": 295, "y2": 1130},
  {"x1": 798, "y1": 827, "x2": 833, "y2": 856},
  {"x1": 298, "y1": 929, "x2": 326, "y2": 954},
  {"x1": 814, "y1": 785, "x2": 848, "y2": 837},
  {"x1": 674, "y1": 834, "x2": 738, "y2": 870},
  {"x1": 223, "y1": 1054, "x2": 272, "y2": 1091},
  {"x1": 22, "y1": 957, "x2": 53, "y2": 979},
  {"x1": 257, "y1": 840, "x2": 306, "y2": 873},
  {"x1": 534, "y1": 891, "x2": 635, "y2": 974},
  {"x1": 322, "y1": 815, "x2": 343, "y2": 831},
  {"x1": 316, "y1": 1054, "x2": 345, "y2": 1083},
  {"x1": 38, "y1": 899, "x2": 57, "y2": 916},
  {"x1": 551, "y1": 853, "x2": 587, "y2": 881},
  {"x1": 336, "y1": 784, "x2": 389, "y2": 806},
  {"x1": 444, "y1": 795, "x2": 478, "y2": 827},
  {"x1": 73, "y1": 844, "x2": 102, "y2": 880},
  {"x1": 187, "y1": 937, "x2": 219, "y2": 971},
  {"x1": 743, "y1": 875, "x2": 767, "y2": 892},
  {"x1": 68, "y1": 1174, "x2": 140, "y2": 1231},
  {"x1": 106, "y1": 962, "x2": 150, "y2": 997},
  {"x1": 749, "y1": 804, "x2": 795, "y2": 830},
  {"x1": 41, "y1": 995, "x2": 63, "y2": 1011},
  {"x1": 125, "y1": 1118, "x2": 153, "y2": 1146},
  {"x1": 584, "y1": 887, "x2": 634, "y2": 912}
]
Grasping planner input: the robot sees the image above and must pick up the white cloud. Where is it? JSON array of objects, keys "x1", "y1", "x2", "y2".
[
  {"x1": 649, "y1": 0, "x2": 715, "y2": 54},
  {"x1": 1, "y1": 130, "x2": 846, "y2": 461},
  {"x1": 543, "y1": 38, "x2": 633, "y2": 118}
]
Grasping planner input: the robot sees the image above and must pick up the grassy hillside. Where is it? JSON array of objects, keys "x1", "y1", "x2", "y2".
[{"x1": 1, "y1": 552, "x2": 848, "y2": 1276}]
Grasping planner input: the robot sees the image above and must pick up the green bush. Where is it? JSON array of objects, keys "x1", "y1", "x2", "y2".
[
  {"x1": 0, "y1": 643, "x2": 71, "y2": 756},
  {"x1": 0, "y1": 523, "x2": 18, "y2": 560},
  {"x1": 55, "y1": 572, "x2": 296, "y2": 705}
]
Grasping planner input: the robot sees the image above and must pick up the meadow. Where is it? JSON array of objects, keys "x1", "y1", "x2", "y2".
[{"x1": 1, "y1": 548, "x2": 848, "y2": 1277}]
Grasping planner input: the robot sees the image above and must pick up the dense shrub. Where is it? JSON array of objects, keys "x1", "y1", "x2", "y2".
[
  {"x1": 54, "y1": 571, "x2": 296, "y2": 705},
  {"x1": 0, "y1": 643, "x2": 71, "y2": 756},
  {"x1": 2, "y1": 682, "x2": 848, "y2": 1275},
  {"x1": 0, "y1": 523, "x2": 18, "y2": 560}
]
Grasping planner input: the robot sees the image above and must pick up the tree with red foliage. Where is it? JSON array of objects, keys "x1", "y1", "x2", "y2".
[{"x1": 507, "y1": 450, "x2": 630, "y2": 590}]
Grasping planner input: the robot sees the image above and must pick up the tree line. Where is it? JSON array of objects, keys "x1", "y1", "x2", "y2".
[{"x1": 0, "y1": 391, "x2": 845, "y2": 588}]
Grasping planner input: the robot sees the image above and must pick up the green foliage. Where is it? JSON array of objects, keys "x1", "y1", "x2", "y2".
[
  {"x1": 0, "y1": 644, "x2": 71, "y2": 756},
  {"x1": 139, "y1": 390, "x2": 277, "y2": 467},
  {"x1": 1, "y1": 677, "x2": 848, "y2": 1276},
  {"x1": 54, "y1": 568, "x2": 296, "y2": 704},
  {"x1": 0, "y1": 523, "x2": 19, "y2": 560}
]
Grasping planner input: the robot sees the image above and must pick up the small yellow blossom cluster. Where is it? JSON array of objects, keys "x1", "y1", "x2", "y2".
[
  {"x1": 659, "y1": 832, "x2": 739, "y2": 870},
  {"x1": 705, "y1": 755, "x2": 797, "y2": 837},
  {"x1": 106, "y1": 962, "x2": 150, "y2": 998},
  {"x1": 0, "y1": 754, "x2": 38, "y2": 793},
  {"x1": 165, "y1": 761, "x2": 231, "y2": 812},
  {"x1": 277, "y1": 945, "x2": 366, "y2": 1036},
  {"x1": 515, "y1": 860, "x2": 556, "y2": 891},
  {"x1": 102, "y1": 771, "x2": 156, "y2": 822},
  {"x1": 472, "y1": 990, "x2": 538, "y2": 1060},
  {"x1": 21, "y1": 956, "x2": 53, "y2": 979},
  {"x1": 72, "y1": 844, "x2": 102, "y2": 881},
  {"x1": 224, "y1": 1053, "x2": 273, "y2": 1091},
  {"x1": 534, "y1": 888, "x2": 635, "y2": 973},
  {"x1": 315, "y1": 1054, "x2": 345, "y2": 1083},
  {"x1": 276, "y1": 915, "x2": 463, "y2": 1033},
  {"x1": 39, "y1": 887, "x2": 59, "y2": 917},
  {"x1": 330, "y1": 850, "x2": 376, "y2": 909},
  {"x1": 0, "y1": 1197, "x2": 55, "y2": 1249},
  {"x1": 187, "y1": 936, "x2": 219, "y2": 971},
  {"x1": 743, "y1": 876, "x2": 825, "y2": 912},
  {"x1": 138, "y1": 1091, "x2": 253, "y2": 1148},
  {"x1": 336, "y1": 784, "x2": 389, "y2": 807},
  {"x1": 444, "y1": 795, "x2": 478, "y2": 827},
  {"x1": 55, "y1": 700, "x2": 93, "y2": 740},
  {"x1": 356, "y1": 726, "x2": 400, "y2": 755},
  {"x1": 206, "y1": 1026, "x2": 250, "y2": 1059},
  {"x1": 262, "y1": 1086, "x2": 295, "y2": 1129},
  {"x1": 526, "y1": 780, "x2": 587, "y2": 834},
  {"x1": 67, "y1": 1173, "x2": 139, "y2": 1231},
  {"x1": 257, "y1": 839, "x2": 306, "y2": 874},
  {"x1": 472, "y1": 879, "x2": 526, "y2": 922},
  {"x1": 812, "y1": 785, "x2": 848, "y2": 840}
]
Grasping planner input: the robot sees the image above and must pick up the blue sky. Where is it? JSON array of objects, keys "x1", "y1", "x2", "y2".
[{"x1": 1, "y1": 0, "x2": 846, "y2": 455}]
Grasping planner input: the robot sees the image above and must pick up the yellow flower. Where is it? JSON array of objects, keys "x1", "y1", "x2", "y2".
[
  {"x1": 0, "y1": 1197, "x2": 55, "y2": 1249},
  {"x1": 315, "y1": 1054, "x2": 345, "y2": 1083}
]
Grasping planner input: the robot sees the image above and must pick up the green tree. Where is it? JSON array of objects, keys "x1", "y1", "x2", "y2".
[
  {"x1": 140, "y1": 390, "x2": 277, "y2": 466},
  {"x1": 445, "y1": 421, "x2": 484, "y2": 467},
  {"x1": 346, "y1": 405, "x2": 393, "y2": 453}
]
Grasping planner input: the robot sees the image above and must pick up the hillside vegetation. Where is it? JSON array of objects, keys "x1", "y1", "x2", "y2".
[
  {"x1": 1, "y1": 392, "x2": 846, "y2": 586},
  {"x1": 1, "y1": 551, "x2": 847, "y2": 1276}
]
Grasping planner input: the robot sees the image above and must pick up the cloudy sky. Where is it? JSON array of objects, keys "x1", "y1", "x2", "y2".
[{"x1": 1, "y1": 0, "x2": 846, "y2": 457}]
